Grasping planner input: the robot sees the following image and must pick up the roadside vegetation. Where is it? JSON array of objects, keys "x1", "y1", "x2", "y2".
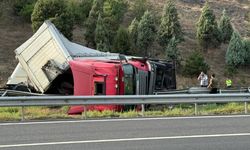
[
  {"x1": 1, "y1": 0, "x2": 249, "y2": 88},
  {"x1": 0, "y1": 103, "x2": 248, "y2": 121}
]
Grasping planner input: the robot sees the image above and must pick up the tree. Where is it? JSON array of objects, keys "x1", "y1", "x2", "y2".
[
  {"x1": 103, "y1": 0, "x2": 127, "y2": 23},
  {"x1": 84, "y1": 0, "x2": 104, "y2": 47},
  {"x1": 243, "y1": 38, "x2": 250, "y2": 65},
  {"x1": 67, "y1": 0, "x2": 93, "y2": 25},
  {"x1": 113, "y1": 27, "x2": 130, "y2": 54},
  {"x1": 196, "y1": 2, "x2": 220, "y2": 49},
  {"x1": 158, "y1": 0, "x2": 183, "y2": 47},
  {"x1": 246, "y1": 12, "x2": 250, "y2": 36},
  {"x1": 96, "y1": 41, "x2": 110, "y2": 52},
  {"x1": 13, "y1": 0, "x2": 37, "y2": 22},
  {"x1": 95, "y1": 14, "x2": 110, "y2": 52},
  {"x1": 137, "y1": 10, "x2": 156, "y2": 57},
  {"x1": 218, "y1": 9, "x2": 233, "y2": 43},
  {"x1": 31, "y1": 0, "x2": 74, "y2": 40},
  {"x1": 128, "y1": 18, "x2": 139, "y2": 55},
  {"x1": 102, "y1": 16, "x2": 119, "y2": 50},
  {"x1": 165, "y1": 37, "x2": 180, "y2": 63},
  {"x1": 101, "y1": 0, "x2": 127, "y2": 51},
  {"x1": 183, "y1": 50, "x2": 210, "y2": 76},
  {"x1": 131, "y1": 0, "x2": 149, "y2": 20},
  {"x1": 226, "y1": 30, "x2": 247, "y2": 66}
]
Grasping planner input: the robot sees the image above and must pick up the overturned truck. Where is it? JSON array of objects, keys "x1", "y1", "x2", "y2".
[{"x1": 6, "y1": 21, "x2": 176, "y2": 113}]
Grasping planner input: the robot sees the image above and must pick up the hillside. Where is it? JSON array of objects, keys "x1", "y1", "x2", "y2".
[{"x1": 0, "y1": 0, "x2": 249, "y2": 89}]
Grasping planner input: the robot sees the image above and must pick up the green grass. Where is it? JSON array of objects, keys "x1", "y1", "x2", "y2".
[
  {"x1": 0, "y1": 103, "x2": 248, "y2": 121},
  {"x1": 199, "y1": 103, "x2": 245, "y2": 115}
]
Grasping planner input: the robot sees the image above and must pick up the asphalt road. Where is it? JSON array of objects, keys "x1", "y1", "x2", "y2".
[{"x1": 1, "y1": 115, "x2": 250, "y2": 150}]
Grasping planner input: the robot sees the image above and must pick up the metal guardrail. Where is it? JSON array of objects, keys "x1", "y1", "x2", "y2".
[
  {"x1": 155, "y1": 87, "x2": 250, "y2": 95},
  {"x1": 0, "y1": 93, "x2": 250, "y2": 120},
  {"x1": 0, "y1": 94, "x2": 250, "y2": 106}
]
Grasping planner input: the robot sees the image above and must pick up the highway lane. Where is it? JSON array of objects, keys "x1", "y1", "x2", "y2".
[{"x1": 1, "y1": 115, "x2": 250, "y2": 150}]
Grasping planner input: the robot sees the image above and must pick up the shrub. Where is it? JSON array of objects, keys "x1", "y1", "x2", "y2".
[
  {"x1": 165, "y1": 37, "x2": 181, "y2": 63},
  {"x1": 31, "y1": 0, "x2": 74, "y2": 40},
  {"x1": 67, "y1": 0, "x2": 93, "y2": 25},
  {"x1": 13, "y1": 0, "x2": 37, "y2": 22},
  {"x1": 183, "y1": 50, "x2": 210, "y2": 76},
  {"x1": 113, "y1": 26, "x2": 130, "y2": 54},
  {"x1": 224, "y1": 65, "x2": 237, "y2": 77}
]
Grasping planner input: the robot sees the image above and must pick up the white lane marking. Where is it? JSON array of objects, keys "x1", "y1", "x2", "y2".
[
  {"x1": 1, "y1": 115, "x2": 250, "y2": 126},
  {"x1": 1, "y1": 133, "x2": 250, "y2": 148}
]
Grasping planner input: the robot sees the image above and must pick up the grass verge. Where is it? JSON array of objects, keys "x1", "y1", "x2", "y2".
[{"x1": 0, "y1": 103, "x2": 248, "y2": 121}]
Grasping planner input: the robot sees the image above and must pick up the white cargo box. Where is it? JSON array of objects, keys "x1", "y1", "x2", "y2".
[
  {"x1": 9, "y1": 21, "x2": 120, "y2": 93},
  {"x1": 14, "y1": 21, "x2": 72, "y2": 93}
]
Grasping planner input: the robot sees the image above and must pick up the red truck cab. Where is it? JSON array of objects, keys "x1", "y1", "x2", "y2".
[{"x1": 67, "y1": 58, "x2": 175, "y2": 114}]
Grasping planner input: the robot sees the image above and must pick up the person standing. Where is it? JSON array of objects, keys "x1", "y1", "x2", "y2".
[
  {"x1": 207, "y1": 74, "x2": 218, "y2": 94},
  {"x1": 225, "y1": 78, "x2": 232, "y2": 88},
  {"x1": 197, "y1": 71, "x2": 208, "y2": 87}
]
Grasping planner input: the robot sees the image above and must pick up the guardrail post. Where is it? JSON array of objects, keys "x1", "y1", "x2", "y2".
[
  {"x1": 21, "y1": 106, "x2": 25, "y2": 121},
  {"x1": 141, "y1": 104, "x2": 145, "y2": 117},
  {"x1": 82, "y1": 105, "x2": 87, "y2": 119},
  {"x1": 245, "y1": 102, "x2": 248, "y2": 114},
  {"x1": 194, "y1": 103, "x2": 198, "y2": 116}
]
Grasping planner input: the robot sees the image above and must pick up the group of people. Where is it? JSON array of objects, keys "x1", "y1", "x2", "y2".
[
  {"x1": 197, "y1": 71, "x2": 233, "y2": 93},
  {"x1": 197, "y1": 72, "x2": 218, "y2": 93}
]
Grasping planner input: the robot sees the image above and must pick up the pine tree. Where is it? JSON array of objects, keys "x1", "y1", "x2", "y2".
[
  {"x1": 95, "y1": 14, "x2": 110, "y2": 52},
  {"x1": 183, "y1": 50, "x2": 210, "y2": 76},
  {"x1": 246, "y1": 12, "x2": 250, "y2": 36},
  {"x1": 137, "y1": 10, "x2": 156, "y2": 57},
  {"x1": 67, "y1": 0, "x2": 93, "y2": 25},
  {"x1": 131, "y1": 0, "x2": 149, "y2": 20},
  {"x1": 103, "y1": 0, "x2": 127, "y2": 23},
  {"x1": 243, "y1": 39, "x2": 250, "y2": 65},
  {"x1": 165, "y1": 37, "x2": 180, "y2": 62},
  {"x1": 102, "y1": 16, "x2": 118, "y2": 50},
  {"x1": 113, "y1": 27, "x2": 130, "y2": 54},
  {"x1": 84, "y1": 0, "x2": 103, "y2": 48},
  {"x1": 196, "y1": 2, "x2": 220, "y2": 49},
  {"x1": 96, "y1": 41, "x2": 110, "y2": 52},
  {"x1": 128, "y1": 18, "x2": 139, "y2": 55},
  {"x1": 101, "y1": 0, "x2": 127, "y2": 51},
  {"x1": 218, "y1": 9, "x2": 233, "y2": 43},
  {"x1": 31, "y1": 0, "x2": 74, "y2": 40},
  {"x1": 158, "y1": 0, "x2": 183, "y2": 47},
  {"x1": 226, "y1": 30, "x2": 247, "y2": 66}
]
